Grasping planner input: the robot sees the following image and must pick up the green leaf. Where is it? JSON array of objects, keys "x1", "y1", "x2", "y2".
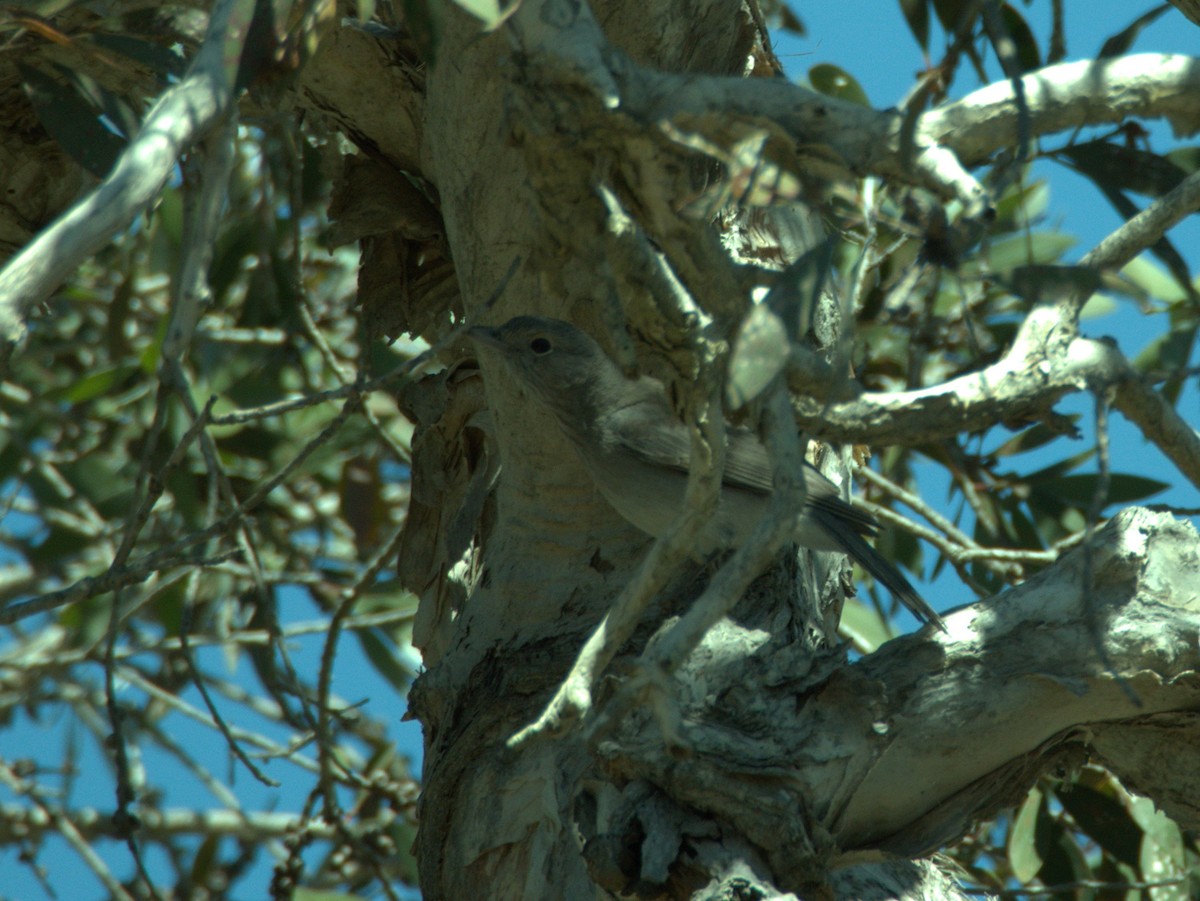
[
  {"x1": 899, "y1": 0, "x2": 930, "y2": 50},
  {"x1": 90, "y1": 33, "x2": 188, "y2": 80},
  {"x1": 387, "y1": 818, "x2": 421, "y2": 884},
  {"x1": 1059, "y1": 141, "x2": 1187, "y2": 200},
  {"x1": 452, "y1": 0, "x2": 511, "y2": 29},
  {"x1": 808, "y1": 64, "x2": 870, "y2": 107},
  {"x1": 210, "y1": 216, "x2": 267, "y2": 307},
  {"x1": 1004, "y1": 502, "x2": 1046, "y2": 551},
  {"x1": 4, "y1": 0, "x2": 81, "y2": 14},
  {"x1": 1165, "y1": 145, "x2": 1200, "y2": 175},
  {"x1": 969, "y1": 491, "x2": 1006, "y2": 542},
  {"x1": 1131, "y1": 797, "x2": 1187, "y2": 901},
  {"x1": 1023, "y1": 448, "x2": 1094, "y2": 483},
  {"x1": 837, "y1": 597, "x2": 897, "y2": 652},
  {"x1": 1132, "y1": 326, "x2": 1195, "y2": 376},
  {"x1": 229, "y1": 0, "x2": 271, "y2": 92},
  {"x1": 19, "y1": 63, "x2": 126, "y2": 178},
  {"x1": 1008, "y1": 787, "x2": 1045, "y2": 883},
  {"x1": 991, "y1": 416, "x2": 1082, "y2": 458},
  {"x1": 55, "y1": 62, "x2": 139, "y2": 139},
  {"x1": 984, "y1": 233, "x2": 1077, "y2": 273},
  {"x1": 356, "y1": 618, "x2": 416, "y2": 691},
  {"x1": 776, "y1": 5, "x2": 805, "y2": 36},
  {"x1": 1056, "y1": 781, "x2": 1142, "y2": 869},
  {"x1": 1120, "y1": 257, "x2": 1189, "y2": 305},
  {"x1": 404, "y1": 0, "x2": 445, "y2": 62},
  {"x1": 1098, "y1": 4, "x2": 1171, "y2": 58},
  {"x1": 990, "y1": 178, "x2": 1050, "y2": 233},
  {"x1": 189, "y1": 834, "x2": 221, "y2": 887},
  {"x1": 1079, "y1": 293, "x2": 1117, "y2": 320},
  {"x1": 1042, "y1": 824, "x2": 1094, "y2": 893},
  {"x1": 998, "y1": 2, "x2": 1041, "y2": 72},
  {"x1": 1005, "y1": 264, "x2": 1102, "y2": 305},
  {"x1": 727, "y1": 304, "x2": 789, "y2": 410},
  {"x1": 1032, "y1": 473, "x2": 1168, "y2": 508},
  {"x1": 57, "y1": 594, "x2": 112, "y2": 649},
  {"x1": 931, "y1": 0, "x2": 970, "y2": 32},
  {"x1": 52, "y1": 365, "x2": 140, "y2": 404},
  {"x1": 1068, "y1": 172, "x2": 1197, "y2": 300}
]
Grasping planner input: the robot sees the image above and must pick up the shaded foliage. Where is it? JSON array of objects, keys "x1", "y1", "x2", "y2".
[{"x1": 0, "y1": 0, "x2": 1197, "y2": 898}]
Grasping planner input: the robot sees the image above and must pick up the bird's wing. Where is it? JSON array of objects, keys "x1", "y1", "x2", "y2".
[
  {"x1": 605, "y1": 399, "x2": 695, "y2": 474},
  {"x1": 722, "y1": 429, "x2": 773, "y2": 493},
  {"x1": 611, "y1": 407, "x2": 878, "y2": 535},
  {"x1": 608, "y1": 402, "x2": 776, "y2": 492},
  {"x1": 725, "y1": 430, "x2": 881, "y2": 539}
]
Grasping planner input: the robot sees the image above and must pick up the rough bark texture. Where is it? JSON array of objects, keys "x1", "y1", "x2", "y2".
[
  {"x1": 2, "y1": 0, "x2": 1199, "y2": 897},
  {"x1": 594, "y1": 510, "x2": 1200, "y2": 866},
  {"x1": 403, "y1": 1, "x2": 829, "y2": 897},
  {"x1": 272, "y1": 2, "x2": 1200, "y2": 898},
  {"x1": 386, "y1": 4, "x2": 1200, "y2": 901}
]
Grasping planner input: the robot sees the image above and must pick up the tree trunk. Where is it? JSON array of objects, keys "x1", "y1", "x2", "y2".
[{"x1": 397, "y1": 1, "x2": 1200, "y2": 898}]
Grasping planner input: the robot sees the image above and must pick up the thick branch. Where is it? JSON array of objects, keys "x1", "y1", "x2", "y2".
[
  {"x1": 790, "y1": 312, "x2": 1200, "y2": 491},
  {"x1": 507, "y1": 0, "x2": 990, "y2": 215},
  {"x1": 928, "y1": 54, "x2": 1200, "y2": 166},
  {"x1": 614, "y1": 68, "x2": 990, "y2": 217},
  {"x1": 596, "y1": 508, "x2": 1200, "y2": 879},
  {"x1": 297, "y1": 21, "x2": 426, "y2": 174}
]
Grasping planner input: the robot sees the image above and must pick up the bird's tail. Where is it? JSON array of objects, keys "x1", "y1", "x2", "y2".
[{"x1": 812, "y1": 508, "x2": 946, "y2": 632}]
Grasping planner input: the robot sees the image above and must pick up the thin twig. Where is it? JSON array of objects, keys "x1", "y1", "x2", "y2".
[
  {"x1": 141, "y1": 717, "x2": 243, "y2": 811},
  {"x1": 296, "y1": 294, "x2": 411, "y2": 465},
  {"x1": 1082, "y1": 393, "x2": 1140, "y2": 707},
  {"x1": 112, "y1": 665, "x2": 323, "y2": 774},
  {"x1": 963, "y1": 875, "x2": 1189, "y2": 897},
  {"x1": 2, "y1": 384, "x2": 367, "y2": 627},
  {"x1": 104, "y1": 588, "x2": 164, "y2": 900},
  {"x1": 180, "y1": 595, "x2": 281, "y2": 787},
  {"x1": 0, "y1": 551, "x2": 241, "y2": 625},
  {"x1": 0, "y1": 802, "x2": 398, "y2": 844},
  {"x1": 113, "y1": 394, "x2": 218, "y2": 568},
  {"x1": 0, "y1": 760, "x2": 137, "y2": 901},
  {"x1": 209, "y1": 347, "x2": 435, "y2": 426},
  {"x1": 315, "y1": 521, "x2": 409, "y2": 817},
  {"x1": 312, "y1": 516, "x2": 408, "y2": 901},
  {"x1": 856, "y1": 465, "x2": 975, "y2": 548},
  {"x1": 857, "y1": 497, "x2": 1011, "y2": 595}
]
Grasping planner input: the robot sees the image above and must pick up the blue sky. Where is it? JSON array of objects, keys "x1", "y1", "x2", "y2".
[
  {"x1": 2, "y1": 2, "x2": 1198, "y2": 898},
  {"x1": 787, "y1": 1, "x2": 1200, "y2": 617},
  {"x1": 788, "y1": 1, "x2": 1200, "y2": 259}
]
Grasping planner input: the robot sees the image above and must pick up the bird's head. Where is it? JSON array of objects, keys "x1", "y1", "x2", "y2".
[{"x1": 467, "y1": 317, "x2": 621, "y2": 423}]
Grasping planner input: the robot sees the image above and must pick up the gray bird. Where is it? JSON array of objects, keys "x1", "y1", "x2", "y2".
[{"x1": 468, "y1": 315, "x2": 944, "y2": 631}]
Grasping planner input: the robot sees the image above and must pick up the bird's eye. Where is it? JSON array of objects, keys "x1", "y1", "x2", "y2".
[{"x1": 529, "y1": 337, "x2": 552, "y2": 355}]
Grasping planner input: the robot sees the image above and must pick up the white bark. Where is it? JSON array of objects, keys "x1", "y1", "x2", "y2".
[
  {"x1": 596, "y1": 509, "x2": 1200, "y2": 872},
  {"x1": 927, "y1": 54, "x2": 1200, "y2": 166}
]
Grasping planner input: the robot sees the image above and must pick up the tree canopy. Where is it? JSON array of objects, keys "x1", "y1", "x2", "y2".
[{"x1": 0, "y1": 0, "x2": 1198, "y2": 899}]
